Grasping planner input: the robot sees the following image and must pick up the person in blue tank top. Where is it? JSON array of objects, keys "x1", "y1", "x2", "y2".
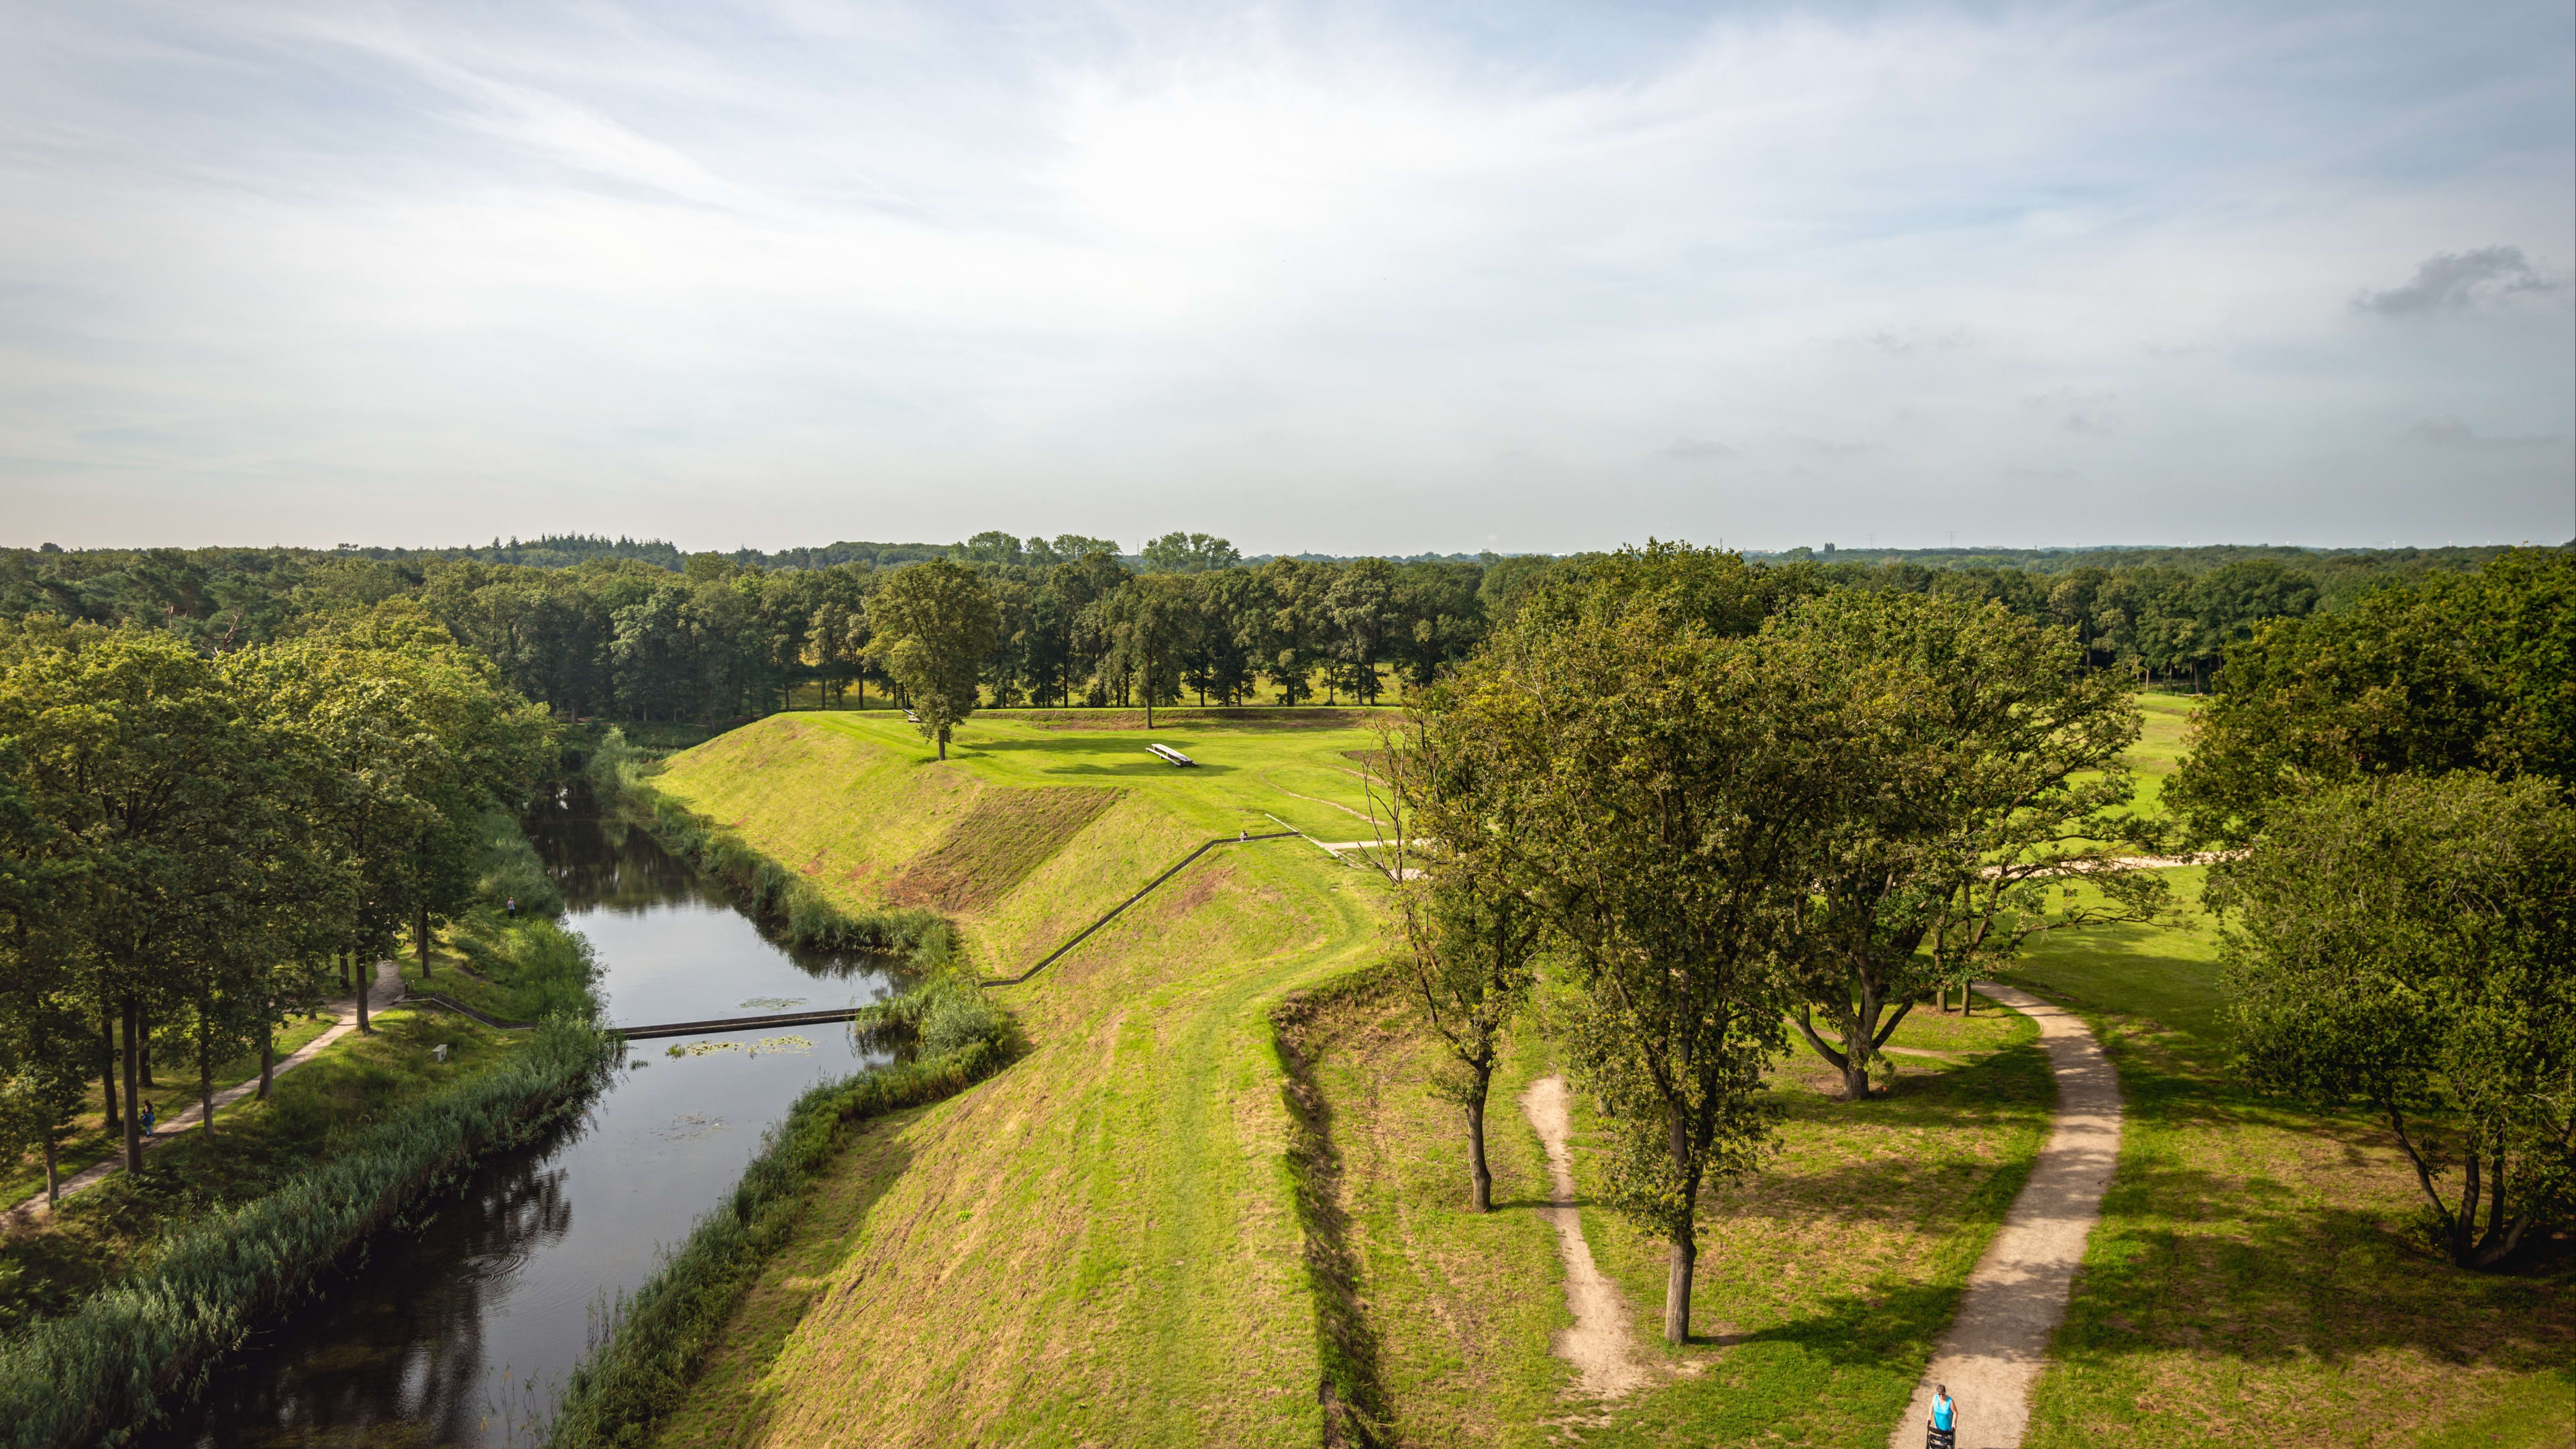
[{"x1": 1929, "y1": 1384, "x2": 1956, "y2": 1446}]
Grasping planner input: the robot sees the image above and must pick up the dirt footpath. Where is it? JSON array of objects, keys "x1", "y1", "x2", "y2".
[
  {"x1": 1888, "y1": 982, "x2": 2123, "y2": 1449},
  {"x1": 1521, "y1": 1073, "x2": 1650, "y2": 1399}
]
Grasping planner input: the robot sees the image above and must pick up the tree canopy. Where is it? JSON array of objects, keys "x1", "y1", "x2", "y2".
[
  {"x1": 2170, "y1": 548, "x2": 2575, "y2": 844},
  {"x1": 2218, "y1": 771, "x2": 2576, "y2": 1269}
]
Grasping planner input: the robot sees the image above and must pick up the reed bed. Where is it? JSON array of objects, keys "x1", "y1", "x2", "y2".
[
  {"x1": 545, "y1": 991, "x2": 1014, "y2": 1449},
  {"x1": 0, "y1": 1017, "x2": 616, "y2": 1449}
]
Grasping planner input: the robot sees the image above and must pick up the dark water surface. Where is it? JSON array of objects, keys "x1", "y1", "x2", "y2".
[{"x1": 146, "y1": 805, "x2": 902, "y2": 1448}]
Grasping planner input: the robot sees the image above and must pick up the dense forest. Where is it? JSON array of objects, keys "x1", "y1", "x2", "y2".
[{"x1": 0, "y1": 533, "x2": 2555, "y2": 726}]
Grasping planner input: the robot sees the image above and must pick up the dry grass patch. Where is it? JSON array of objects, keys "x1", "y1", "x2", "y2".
[{"x1": 886, "y1": 786, "x2": 1122, "y2": 912}]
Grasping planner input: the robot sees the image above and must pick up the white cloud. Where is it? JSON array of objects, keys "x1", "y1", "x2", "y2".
[{"x1": 0, "y1": 0, "x2": 2569, "y2": 551}]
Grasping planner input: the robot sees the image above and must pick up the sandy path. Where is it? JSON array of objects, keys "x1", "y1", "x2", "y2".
[
  {"x1": 1521, "y1": 1073, "x2": 1650, "y2": 1398},
  {"x1": 5, "y1": 959, "x2": 408, "y2": 1223},
  {"x1": 1888, "y1": 982, "x2": 2123, "y2": 1449}
]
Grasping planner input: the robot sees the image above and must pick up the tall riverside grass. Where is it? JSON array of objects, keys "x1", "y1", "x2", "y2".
[
  {"x1": 545, "y1": 1033, "x2": 1012, "y2": 1449},
  {"x1": 625, "y1": 787, "x2": 961, "y2": 971},
  {"x1": 0, "y1": 1018, "x2": 616, "y2": 1449}
]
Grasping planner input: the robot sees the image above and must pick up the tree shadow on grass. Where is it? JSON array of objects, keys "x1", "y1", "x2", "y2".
[{"x1": 2055, "y1": 1160, "x2": 2575, "y2": 1377}]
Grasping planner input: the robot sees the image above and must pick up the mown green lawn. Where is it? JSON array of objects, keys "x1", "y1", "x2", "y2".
[{"x1": 800, "y1": 704, "x2": 1402, "y2": 842}]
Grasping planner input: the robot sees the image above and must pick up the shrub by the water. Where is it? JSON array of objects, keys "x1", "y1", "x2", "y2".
[
  {"x1": 545, "y1": 977, "x2": 1014, "y2": 1449},
  {"x1": 447, "y1": 916, "x2": 605, "y2": 1023},
  {"x1": 0, "y1": 1018, "x2": 616, "y2": 1449}
]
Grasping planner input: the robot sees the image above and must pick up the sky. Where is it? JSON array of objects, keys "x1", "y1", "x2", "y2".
[{"x1": 1, "y1": 0, "x2": 2569, "y2": 556}]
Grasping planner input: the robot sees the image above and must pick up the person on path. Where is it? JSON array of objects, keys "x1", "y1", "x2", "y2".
[
  {"x1": 139, "y1": 1101, "x2": 156, "y2": 1138},
  {"x1": 1929, "y1": 1384, "x2": 1956, "y2": 1449},
  {"x1": 506, "y1": 896, "x2": 518, "y2": 919}
]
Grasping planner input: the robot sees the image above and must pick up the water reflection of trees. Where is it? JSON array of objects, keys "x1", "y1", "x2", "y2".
[
  {"x1": 525, "y1": 798, "x2": 896, "y2": 982},
  {"x1": 147, "y1": 1139, "x2": 581, "y2": 1449}
]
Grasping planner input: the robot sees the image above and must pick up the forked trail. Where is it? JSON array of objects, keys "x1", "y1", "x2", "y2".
[
  {"x1": 1521, "y1": 1073, "x2": 1650, "y2": 1399},
  {"x1": 1889, "y1": 983, "x2": 2124, "y2": 1449}
]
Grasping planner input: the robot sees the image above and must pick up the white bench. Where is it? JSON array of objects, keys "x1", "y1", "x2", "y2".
[{"x1": 1146, "y1": 742, "x2": 1196, "y2": 767}]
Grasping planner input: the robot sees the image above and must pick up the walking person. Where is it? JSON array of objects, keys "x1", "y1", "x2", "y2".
[
  {"x1": 139, "y1": 1100, "x2": 156, "y2": 1138},
  {"x1": 506, "y1": 896, "x2": 518, "y2": 920},
  {"x1": 1928, "y1": 1383, "x2": 1956, "y2": 1449}
]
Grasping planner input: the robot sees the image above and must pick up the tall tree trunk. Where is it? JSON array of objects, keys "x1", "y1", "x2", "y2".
[
  {"x1": 198, "y1": 1002, "x2": 217, "y2": 1140},
  {"x1": 417, "y1": 904, "x2": 433, "y2": 979},
  {"x1": 99, "y1": 1006, "x2": 120, "y2": 1132},
  {"x1": 1464, "y1": 1077, "x2": 1493, "y2": 1213},
  {"x1": 42, "y1": 1138, "x2": 58, "y2": 1206},
  {"x1": 1664, "y1": 1112, "x2": 1697, "y2": 1343},
  {"x1": 259, "y1": 1019, "x2": 274, "y2": 1100},
  {"x1": 120, "y1": 997, "x2": 144, "y2": 1173},
  {"x1": 1664, "y1": 1229, "x2": 1697, "y2": 1344},
  {"x1": 356, "y1": 954, "x2": 372, "y2": 1034},
  {"x1": 2451, "y1": 1145, "x2": 2483, "y2": 1267}
]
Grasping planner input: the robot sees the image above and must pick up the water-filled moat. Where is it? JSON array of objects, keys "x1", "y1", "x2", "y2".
[{"x1": 146, "y1": 801, "x2": 902, "y2": 1448}]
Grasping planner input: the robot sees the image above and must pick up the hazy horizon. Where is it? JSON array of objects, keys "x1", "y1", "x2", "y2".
[{"x1": 3, "y1": 1, "x2": 2569, "y2": 554}]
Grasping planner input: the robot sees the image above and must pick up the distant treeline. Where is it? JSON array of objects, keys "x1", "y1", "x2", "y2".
[{"x1": 2, "y1": 534, "x2": 2563, "y2": 724}]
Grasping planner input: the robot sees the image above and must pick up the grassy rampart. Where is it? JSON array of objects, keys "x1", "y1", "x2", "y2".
[{"x1": 634, "y1": 709, "x2": 1393, "y2": 1445}]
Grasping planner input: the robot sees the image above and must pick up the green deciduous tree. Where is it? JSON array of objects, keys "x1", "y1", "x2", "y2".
[
  {"x1": 869, "y1": 560, "x2": 1000, "y2": 759},
  {"x1": 1427, "y1": 542, "x2": 1854, "y2": 1342},
  {"x1": 2218, "y1": 771, "x2": 2576, "y2": 1269},
  {"x1": 1139, "y1": 531, "x2": 1241, "y2": 574},
  {"x1": 2171, "y1": 549, "x2": 2575, "y2": 844},
  {"x1": 1098, "y1": 573, "x2": 1196, "y2": 728},
  {"x1": 1772, "y1": 590, "x2": 2171, "y2": 1098},
  {"x1": 0, "y1": 630, "x2": 268, "y2": 1171},
  {"x1": 1382, "y1": 716, "x2": 1544, "y2": 1212}
]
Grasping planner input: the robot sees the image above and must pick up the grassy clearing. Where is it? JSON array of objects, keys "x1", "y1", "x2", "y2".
[
  {"x1": 0, "y1": 1006, "x2": 533, "y2": 1331},
  {"x1": 1561, "y1": 996, "x2": 2047, "y2": 1447},
  {"x1": 1997, "y1": 871, "x2": 2576, "y2": 1448},
  {"x1": 1291, "y1": 965, "x2": 2051, "y2": 1448},
  {"x1": 639, "y1": 709, "x2": 1395, "y2": 1445},
  {"x1": 1293, "y1": 975, "x2": 1577, "y2": 1446},
  {"x1": 2116, "y1": 692, "x2": 2200, "y2": 823},
  {"x1": 400, "y1": 912, "x2": 603, "y2": 1024}
]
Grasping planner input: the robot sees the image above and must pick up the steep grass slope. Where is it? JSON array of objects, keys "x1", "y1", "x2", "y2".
[{"x1": 646, "y1": 710, "x2": 1395, "y2": 1446}]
